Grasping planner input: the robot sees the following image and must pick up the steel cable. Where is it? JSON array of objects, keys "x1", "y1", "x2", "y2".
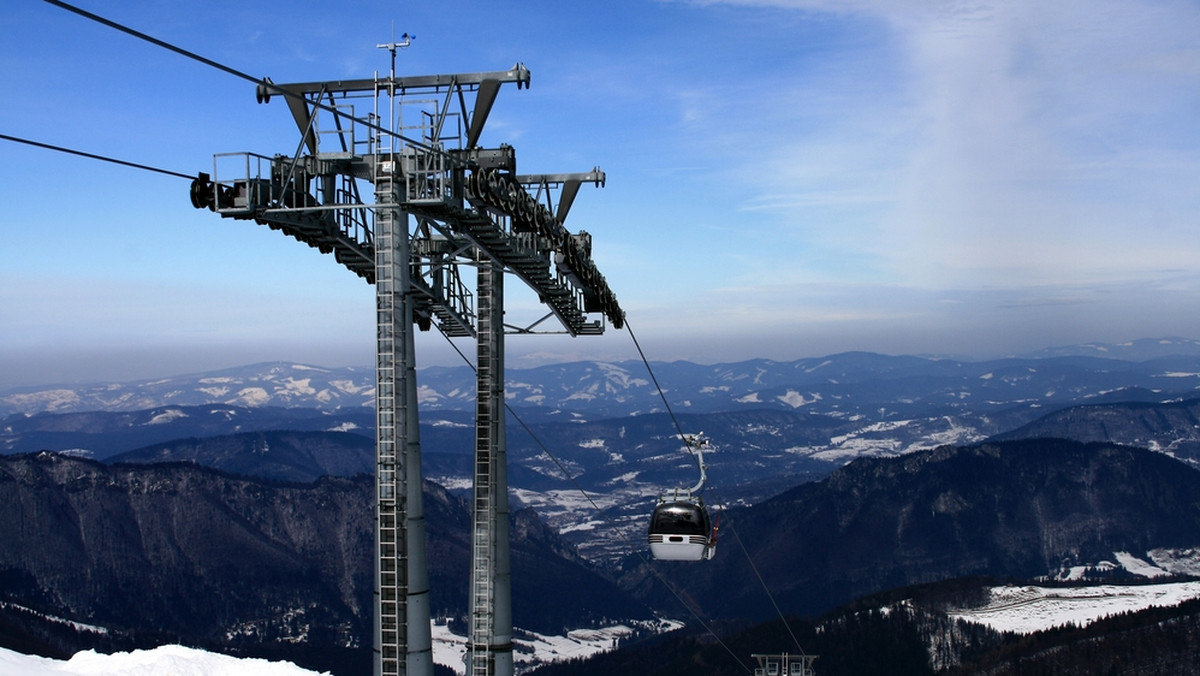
[
  {"x1": 436, "y1": 331, "x2": 754, "y2": 674},
  {"x1": 0, "y1": 133, "x2": 194, "y2": 179},
  {"x1": 624, "y1": 318, "x2": 811, "y2": 659}
]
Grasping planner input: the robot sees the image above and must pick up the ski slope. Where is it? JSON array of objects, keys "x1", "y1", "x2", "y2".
[{"x1": 948, "y1": 580, "x2": 1200, "y2": 634}]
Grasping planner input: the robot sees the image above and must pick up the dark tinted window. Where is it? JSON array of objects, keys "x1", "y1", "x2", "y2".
[{"x1": 650, "y1": 502, "x2": 710, "y2": 535}]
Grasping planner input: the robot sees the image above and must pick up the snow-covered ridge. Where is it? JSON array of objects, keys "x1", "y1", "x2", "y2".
[
  {"x1": 0, "y1": 601, "x2": 107, "y2": 636},
  {"x1": 9, "y1": 342, "x2": 1200, "y2": 421},
  {"x1": 0, "y1": 644, "x2": 328, "y2": 676}
]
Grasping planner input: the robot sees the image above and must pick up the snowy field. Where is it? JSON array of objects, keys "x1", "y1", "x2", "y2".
[
  {"x1": 0, "y1": 619, "x2": 680, "y2": 676},
  {"x1": 948, "y1": 580, "x2": 1200, "y2": 634},
  {"x1": 5, "y1": 580, "x2": 1199, "y2": 674},
  {"x1": 432, "y1": 619, "x2": 682, "y2": 675}
]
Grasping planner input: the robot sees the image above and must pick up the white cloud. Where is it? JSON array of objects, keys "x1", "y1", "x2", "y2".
[{"x1": 688, "y1": 0, "x2": 1200, "y2": 291}]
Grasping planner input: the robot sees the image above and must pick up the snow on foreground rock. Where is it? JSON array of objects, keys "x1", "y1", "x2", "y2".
[
  {"x1": 948, "y1": 580, "x2": 1200, "y2": 634},
  {"x1": 0, "y1": 619, "x2": 680, "y2": 676},
  {"x1": 0, "y1": 644, "x2": 329, "y2": 676}
]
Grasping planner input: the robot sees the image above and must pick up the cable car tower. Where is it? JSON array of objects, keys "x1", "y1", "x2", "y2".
[
  {"x1": 752, "y1": 653, "x2": 818, "y2": 676},
  {"x1": 189, "y1": 43, "x2": 622, "y2": 676}
]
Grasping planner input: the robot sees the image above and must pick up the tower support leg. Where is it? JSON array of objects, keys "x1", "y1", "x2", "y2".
[
  {"x1": 374, "y1": 168, "x2": 432, "y2": 676},
  {"x1": 467, "y1": 261, "x2": 513, "y2": 676}
]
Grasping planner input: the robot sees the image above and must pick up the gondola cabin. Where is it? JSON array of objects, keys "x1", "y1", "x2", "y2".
[{"x1": 648, "y1": 497, "x2": 714, "y2": 561}]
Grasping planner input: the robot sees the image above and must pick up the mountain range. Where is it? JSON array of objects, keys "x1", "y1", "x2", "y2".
[
  {"x1": 7, "y1": 337, "x2": 1200, "y2": 424},
  {"x1": 4, "y1": 438, "x2": 1200, "y2": 675},
  {"x1": 9, "y1": 338, "x2": 1200, "y2": 566},
  {"x1": 622, "y1": 439, "x2": 1200, "y2": 621},
  {"x1": 0, "y1": 452, "x2": 650, "y2": 675},
  {"x1": 991, "y1": 397, "x2": 1200, "y2": 464},
  {"x1": 8, "y1": 338, "x2": 1200, "y2": 673}
]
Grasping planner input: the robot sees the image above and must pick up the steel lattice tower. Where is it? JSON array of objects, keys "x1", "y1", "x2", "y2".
[{"x1": 191, "y1": 59, "x2": 621, "y2": 676}]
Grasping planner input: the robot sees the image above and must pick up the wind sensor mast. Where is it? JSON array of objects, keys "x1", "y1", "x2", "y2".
[
  {"x1": 190, "y1": 45, "x2": 623, "y2": 676},
  {"x1": 377, "y1": 30, "x2": 413, "y2": 79}
]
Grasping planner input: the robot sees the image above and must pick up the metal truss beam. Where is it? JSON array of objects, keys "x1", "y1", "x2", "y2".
[
  {"x1": 191, "y1": 150, "x2": 623, "y2": 334},
  {"x1": 264, "y1": 65, "x2": 531, "y2": 156}
]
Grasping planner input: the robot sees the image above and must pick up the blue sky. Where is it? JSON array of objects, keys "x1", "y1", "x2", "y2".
[{"x1": 2, "y1": 0, "x2": 1199, "y2": 388}]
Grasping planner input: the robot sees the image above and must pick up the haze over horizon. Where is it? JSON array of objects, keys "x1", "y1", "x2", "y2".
[
  {"x1": 3, "y1": 1, "x2": 1199, "y2": 389},
  {"x1": 2, "y1": 335, "x2": 1197, "y2": 394}
]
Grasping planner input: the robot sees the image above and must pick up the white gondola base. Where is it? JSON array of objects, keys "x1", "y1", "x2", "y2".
[{"x1": 649, "y1": 534, "x2": 713, "y2": 561}]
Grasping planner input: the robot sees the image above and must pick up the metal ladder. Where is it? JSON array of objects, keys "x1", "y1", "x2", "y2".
[
  {"x1": 470, "y1": 266, "x2": 498, "y2": 676},
  {"x1": 375, "y1": 157, "x2": 408, "y2": 676}
]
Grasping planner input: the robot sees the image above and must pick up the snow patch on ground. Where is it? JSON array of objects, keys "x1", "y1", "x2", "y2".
[
  {"x1": 431, "y1": 419, "x2": 471, "y2": 428},
  {"x1": 912, "y1": 417, "x2": 985, "y2": 449},
  {"x1": 280, "y1": 378, "x2": 316, "y2": 396},
  {"x1": 1149, "y1": 548, "x2": 1200, "y2": 576},
  {"x1": 416, "y1": 385, "x2": 445, "y2": 405},
  {"x1": 804, "y1": 360, "x2": 832, "y2": 373},
  {"x1": 607, "y1": 471, "x2": 640, "y2": 485},
  {"x1": 431, "y1": 476, "x2": 473, "y2": 491},
  {"x1": 776, "y1": 390, "x2": 819, "y2": 408},
  {"x1": 809, "y1": 444, "x2": 899, "y2": 463},
  {"x1": 0, "y1": 601, "x2": 107, "y2": 636},
  {"x1": 1052, "y1": 548, "x2": 1200, "y2": 581},
  {"x1": 1114, "y1": 551, "x2": 1170, "y2": 578},
  {"x1": 232, "y1": 387, "x2": 270, "y2": 406},
  {"x1": 829, "y1": 420, "x2": 913, "y2": 446},
  {"x1": 143, "y1": 409, "x2": 187, "y2": 426},
  {"x1": 594, "y1": 362, "x2": 649, "y2": 390},
  {"x1": 0, "y1": 389, "x2": 81, "y2": 413},
  {"x1": 329, "y1": 379, "x2": 369, "y2": 395}
]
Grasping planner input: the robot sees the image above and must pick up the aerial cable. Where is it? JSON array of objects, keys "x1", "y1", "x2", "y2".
[
  {"x1": 43, "y1": 0, "x2": 253, "y2": 86},
  {"x1": 624, "y1": 318, "x2": 810, "y2": 658},
  {"x1": 434, "y1": 329, "x2": 753, "y2": 674},
  {"x1": 0, "y1": 133, "x2": 194, "y2": 180},
  {"x1": 727, "y1": 523, "x2": 808, "y2": 657},
  {"x1": 624, "y1": 320, "x2": 702, "y2": 459},
  {"x1": 40, "y1": 0, "x2": 438, "y2": 156}
]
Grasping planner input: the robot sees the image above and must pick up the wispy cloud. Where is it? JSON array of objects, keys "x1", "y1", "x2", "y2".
[{"x1": 682, "y1": 0, "x2": 1200, "y2": 291}]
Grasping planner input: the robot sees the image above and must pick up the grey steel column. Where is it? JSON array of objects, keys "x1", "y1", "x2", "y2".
[
  {"x1": 405, "y1": 324, "x2": 433, "y2": 675},
  {"x1": 374, "y1": 162, "x2": 432, "y2": 676},
  {"x1": 468, "y1": 261, "x2": 513, "y2": 676}
]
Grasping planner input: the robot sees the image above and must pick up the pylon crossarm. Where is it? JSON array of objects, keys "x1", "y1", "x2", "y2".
[{"x1": 273, "y1": 64, "x2": 531, "y2": 98}]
